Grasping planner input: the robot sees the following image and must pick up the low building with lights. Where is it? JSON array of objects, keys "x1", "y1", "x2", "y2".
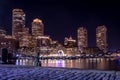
[
  {"x1": 64, "y1": 36, "x2": 76, "y2": 48},
  {"x1": 0, "y1": 35, "x2": 17, "y2": 51},
  {"x1": 84, "y1": 47, "x2": 102, "y2": 54},
  {"x1": 0, "y1": 29, "x2": 6, "y2": 37},
  {"x1": 64, "y1": 36, "x2": 78, "y2": 56},
  {"x1": 36, "y1": 35, "x2": 52, "y2": 55}
]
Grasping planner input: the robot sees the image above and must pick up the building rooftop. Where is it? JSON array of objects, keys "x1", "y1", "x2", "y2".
[{"x1": 33, "y1": 18, "x2": 42, "y2": 23}]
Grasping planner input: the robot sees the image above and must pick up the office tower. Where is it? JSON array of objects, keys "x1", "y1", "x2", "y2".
[
  {"x1": 77, "y1": 27, "x2": 87, "y2": 53},
  {"x1": 12, "y1": 9, "x2": 25, "y2": 40},
  {"x1": 96, "y1": 25, "x2": 107, "y2": 53},
  {"x1": 32, "y1": 18, "x2": 44, "y2": 37}
]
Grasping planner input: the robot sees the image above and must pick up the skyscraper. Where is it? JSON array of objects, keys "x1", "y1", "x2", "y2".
[
  {"x1": 12, "y1": 9, "x2": 25, "y2": 40},
  {"x1": 77, "y1": 27, "x2": 87, "y2": 53},
  {"x1": 32, "y1": 18, "x2": 44, "y2": 37},
  {"x1": 96, "y1": 25, "x2": 107, "y2": 53}
]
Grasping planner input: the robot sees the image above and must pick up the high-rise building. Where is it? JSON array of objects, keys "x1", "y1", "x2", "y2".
[
  {"x1": 77, "y1": 27, "x2": 87, "y2": 53},
  {"x1": 96, "y1": 25, "x2": 107, "y2": 53},
  {"x1": 12, "y1": 9, "x2": 25, "y2": 40},
  {"x1": 32, "y1": 18, "x2": 44, "y2": 37}
]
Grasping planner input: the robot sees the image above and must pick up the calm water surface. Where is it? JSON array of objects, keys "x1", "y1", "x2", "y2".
[{"x1": 16, "y1": 58, "x2": 120, "y2": 71}]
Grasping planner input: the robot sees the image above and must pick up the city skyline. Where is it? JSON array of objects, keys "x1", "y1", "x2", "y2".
[{"x1": 0, "y1": 0, "x2": 120, "y2": 51}]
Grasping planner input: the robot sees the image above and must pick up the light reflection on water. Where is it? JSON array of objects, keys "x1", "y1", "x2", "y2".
[
  {"x1": 42, "y1": 59, "x2": 65, "y2": 67},
  {"x1": 16, "y1": 58, "x2": 35, "y2": 66},
  {"x1": 15, "y1": 58, "x2": 120, "y2": 70}
]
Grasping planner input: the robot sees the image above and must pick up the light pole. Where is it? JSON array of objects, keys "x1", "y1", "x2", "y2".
[{"x1": 36, "y1": 49, "x2": 41, "y2": 66}]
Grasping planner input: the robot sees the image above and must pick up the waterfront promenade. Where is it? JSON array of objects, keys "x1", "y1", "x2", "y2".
[{"x1": 0, "y1": 65, "x2": 120, "y2": 80}]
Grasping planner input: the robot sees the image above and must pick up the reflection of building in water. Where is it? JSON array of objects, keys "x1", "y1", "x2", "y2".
[
  {"x1": 0, "y1": 29, "x2": 18, "y2": 58},
  {"x1": 0, "y1": 29, "x2": 17, "y2": 50},
  {"x1": 97, "y1": 58, "x2": 107, "y2": 70},
  {"x1": 56, "y1": 60, "x2": 65, "y2": 67},
  {"x1": 77, "y1": 27, "x2": 87, "y2": 53},
  {"x1": 96, "y1": 25, "x2": 107, "y2": 53}
]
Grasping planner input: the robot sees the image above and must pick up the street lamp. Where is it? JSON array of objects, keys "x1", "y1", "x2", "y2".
[{"x1": 35, "y1": 49, "x2": 41, "y2": 66}]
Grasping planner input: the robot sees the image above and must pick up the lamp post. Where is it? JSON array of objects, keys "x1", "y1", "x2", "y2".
[{"x1": 36, "y1": 49, "x2": 41, "y2": 66}]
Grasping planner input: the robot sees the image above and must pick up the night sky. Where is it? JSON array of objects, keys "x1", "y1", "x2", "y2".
[{"x1": 0, "y1": 0, "x2": 120, "y2": 51}]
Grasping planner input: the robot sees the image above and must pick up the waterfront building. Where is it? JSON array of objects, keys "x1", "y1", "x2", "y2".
[
  {"x1": 32, "y1": 18, "x2": 44, "y2": 37},
  {"x1": 96, "y1": 25, "x2": 107, "y2": 53},
  {"x1": 37, "y1": 35, "x2": 52, "y2": 47},
  {"x1": 84, "y1": 47, "x2": 101, "y2": 54},
  {"x1": 36, "y1": 35, "x2": 52, "y2": 54},
  {"x1": 12, "y1": 9, "x2": 25, "y2": 40},
  {"x1": 77, "y1": 27, "x2": 87, "y2": 53},
  {"x1": 0, "y1": 35, "x2": 17, "y2": 50},
  {"x1": 64, "y1": 36, "x2": 78, "y2": 56},
  {"x1": 51, "y1": 41, "x2": 59, "y2": 48},
  {"x1": 64, "y1": 36, "x2": 76, "y2": 48},
  {"x1": 0, "y1": 29, "x2": 6, "y2": 37}
]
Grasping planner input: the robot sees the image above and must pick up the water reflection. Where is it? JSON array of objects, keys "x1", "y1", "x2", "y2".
[
  {"x1": 16, "y1": 58, "x2": 120, "y2": 70},
  {"x1": 16, "y1": 58, "x2": 35, "y2": 66}
]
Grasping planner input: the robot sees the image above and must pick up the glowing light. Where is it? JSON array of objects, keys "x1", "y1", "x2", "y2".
[
  {"x1": 33, "y1": 18, "x2": 42, "y2": 23},
  {"x1": 56, "y1": 60, "x2": 65, "y2": 67},
  {"x1": 58, "y1": 50, "x2": 64, "y2": 56}
]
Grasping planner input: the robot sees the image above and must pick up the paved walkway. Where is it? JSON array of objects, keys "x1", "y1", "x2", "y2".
[{"x1": 0, "y1": 65, "x2": 120, "y2": 80}]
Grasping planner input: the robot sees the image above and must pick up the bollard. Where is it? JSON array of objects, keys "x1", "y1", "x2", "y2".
[{"x1": 35, "y1": 52, "x2": 41, "y2": 66}]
